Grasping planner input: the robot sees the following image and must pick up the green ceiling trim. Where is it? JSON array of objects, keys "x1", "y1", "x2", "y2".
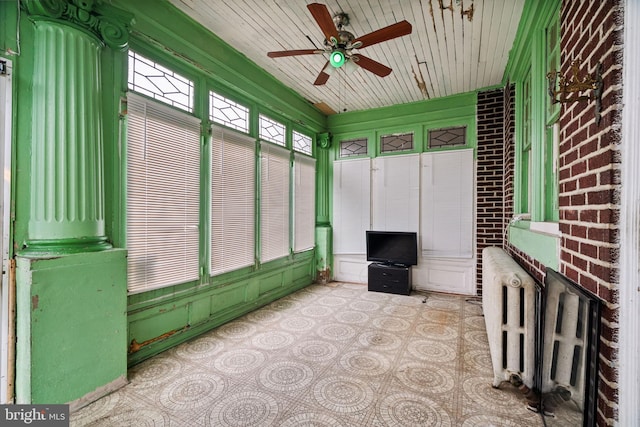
[
  {"x1": 503, "y1": 0, "x2": 561, "y2": 82},
  {"x1": 327, "y1": 91, "x2": 476, "y2": 135}
]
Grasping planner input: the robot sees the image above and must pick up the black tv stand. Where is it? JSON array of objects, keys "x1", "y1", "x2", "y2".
[{"x1": 368, "y1": 263, "x2": 412, "y2": 295}]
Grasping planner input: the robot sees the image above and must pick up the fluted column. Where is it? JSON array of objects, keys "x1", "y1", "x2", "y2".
[
  {"x1": 315, "y1": 133, "x2": 333, "y2": 283},
  {"x1": 315, "y1": 132, "x2": 332, "y2": 226},
  {"x1": 21, "y1": 0, "x2": 129, "y2": 255}
]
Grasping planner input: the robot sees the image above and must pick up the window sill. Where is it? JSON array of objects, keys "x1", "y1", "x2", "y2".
[
  {"x1": 508, "y1": 222, "x2": 560, "y2": 270},
  {"x1": 529, "y1": 221, "x2": 560, "y2": 237}
]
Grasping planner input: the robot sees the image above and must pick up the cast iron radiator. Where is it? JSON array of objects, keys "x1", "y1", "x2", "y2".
[{"x1": 481, "y1": 246, "x2": 537, "y2": 388}]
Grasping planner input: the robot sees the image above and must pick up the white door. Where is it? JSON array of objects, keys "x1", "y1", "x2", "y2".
[{"x1": 0, "y1": 58, "x2": 13, "y2": 403}]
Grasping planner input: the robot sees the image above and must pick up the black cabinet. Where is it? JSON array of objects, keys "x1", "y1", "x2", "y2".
[{"x1": 368, "y1": 263, "x2": 412, "y2": 295}]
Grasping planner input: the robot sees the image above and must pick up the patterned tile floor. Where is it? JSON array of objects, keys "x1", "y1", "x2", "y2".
[{"x1": 71, "y1": 282, "x2": 546, "y2": 426}]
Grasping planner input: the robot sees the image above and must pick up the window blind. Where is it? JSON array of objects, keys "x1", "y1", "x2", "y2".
[
  {"x1": 260, "y1": 142, "x2": 290, "y2": 262},
  {"x1": 211, "y1": 128, "x2": 256, "y2": 275},
  {"x1": 294, "y1": 153, "x2": 316, "y2": 252},
  {"x1": 332, "y1": 158, "x2": 371, "y2": 254},
  {"x1": 126, "y1": 94, "x2": 201, "y2": 294},
  {"x1": 420, "y1": 149, "x2": 474, "y2": 258}
]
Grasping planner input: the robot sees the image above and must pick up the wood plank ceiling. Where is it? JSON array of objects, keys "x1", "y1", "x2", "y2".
[{"x1": 168, "y1": 0, "x2": 525, "y2": 114}]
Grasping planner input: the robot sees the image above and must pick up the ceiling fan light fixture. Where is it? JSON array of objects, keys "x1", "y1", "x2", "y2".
[
  {"x1": 344, "y1": 58, "x2": 359, "y2": 74},
  {"x1": 330, "y1": 50, "x2": 345, "y2": 68}
]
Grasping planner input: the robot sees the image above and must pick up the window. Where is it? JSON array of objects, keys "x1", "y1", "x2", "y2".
[
  {"x1": 126, "y1": 94, "x2": 200, "y2": 293},
  {"x1": 259, "y1": 114, "x2": 286, "y2": 146},
  {"x1": 381, "y1": 133, "x2": 414, "y2": 153},
  {"x1": 428, "y1": 126, "x2": 466, "y2": 149},
  {"x1": 332, "y1": 158, "x2": 371, "y2": 254},
  {"x1": 294, "y1": 154, "x2": 316, "y2": 251},
  {"x1": 544, "y1": 11, "x2": 560, "y2": 222},
  {"x1": 421, "y1": 149, "x2": 474, "y2": 257},
  {"x1": 514, "y1": 5, "x2": 560, "y2": 222},
  {"x1": 210, "y1": 91, "x2": 249, "y2": 133},
  {"x1": 260, "y1": 142, "x2": 290, "y2": 262},
  {"x1": 519, "y1": 69, "x2": 532, "y2": 215},
  {"x1": 128, "y1": 51, "x2": 194, "y2": 112},
  {"x1": 339, "y1": 138, "x2": 368, "y2": 157},
  {"x1": 211, "y1": 128, "x2": 255, "y2": 275},
  {"x1": 293, "y1": 131, "x2": 312, "y2": 155}
]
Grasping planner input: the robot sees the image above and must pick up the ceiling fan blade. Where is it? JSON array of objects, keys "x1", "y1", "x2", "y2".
[
  {"x1": 354, "y1": 20, "x2": 412, "y2": 49},
  {"x1": 314, "y1": 62, "x2": 331, "y2": 85},
  {"x1": 308, "y1": 3, "x2": 339, "y2": 44},
  {"x1": 352, "y1": 55, "x2": 393, "y2": 77},
  {"x1": 267, "y1": 49, "x2": 322, "y2": 58}
]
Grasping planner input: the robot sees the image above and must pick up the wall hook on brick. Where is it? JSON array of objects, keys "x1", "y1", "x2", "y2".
[{"x1": 546, "y1": 61, "x2": 603, "y2": 126}]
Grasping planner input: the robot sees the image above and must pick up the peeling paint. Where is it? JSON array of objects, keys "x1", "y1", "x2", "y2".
[
  {"x1": 128, "y1": 326, "x2": 187, "y2": 353},
  {"x1": 31, "y1": 295, "x2": 38, "y2": 311},
  {"x1": 412, "y1": 56, "x2": 430, "y2": 99},
  {"x1": 462, "y1": 3, "x2": 474, "y2": 22},
  {"x1": 316, "y1": 268, "x2": 331, "y2": 285}
]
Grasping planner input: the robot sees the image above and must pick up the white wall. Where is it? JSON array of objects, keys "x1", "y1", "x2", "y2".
[{"x1": 332, "y1": 149, "x2": 476, "y2": 295}]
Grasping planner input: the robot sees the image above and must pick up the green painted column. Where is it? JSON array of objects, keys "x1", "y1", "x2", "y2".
[
  {"x1": 315, "y1": 132, "x2": 333, "y2": 283},
  {"x1": 21, "y1": 0, "x2": 129, "y2": 255}
]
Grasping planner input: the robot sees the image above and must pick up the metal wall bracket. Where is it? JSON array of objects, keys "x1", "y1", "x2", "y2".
[{"x1": 547, "y1": 61, "x2": 603, "y2": 126}]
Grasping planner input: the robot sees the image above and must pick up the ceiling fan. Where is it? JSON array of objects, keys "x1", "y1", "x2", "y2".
[{"x1": 267, "y1": 3, "x2": 412, "y2": 86}]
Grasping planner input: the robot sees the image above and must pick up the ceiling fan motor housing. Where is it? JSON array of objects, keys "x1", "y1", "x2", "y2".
[{"x1": 333, "y1": 12, "x2": 349, "y2": 29}]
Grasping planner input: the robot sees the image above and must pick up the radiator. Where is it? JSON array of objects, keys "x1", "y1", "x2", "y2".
[
  {"x1": 541, "y1": 282, "x2": 589, "y2": 410},
  {"x1": 482, "y1": 247, "x2": 536, "y2": 388}
]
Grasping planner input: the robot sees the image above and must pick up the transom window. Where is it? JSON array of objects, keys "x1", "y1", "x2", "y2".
[
  {"x1": 128, "y1": 50, "x2": 194, "y2": 113},
  {"x1": 210, "y1": 91, "x2": 250, "y2": 133},
  {"x1": 428, "y1": 126, "x2": 466, "y2": 148},
  {"x1": 381, "y1": 133, "x2": 414, "y2": 153},
  {"x1": 339, "y1": 138, "x2": 368, "y2": 157},
  {"x1": 293, "y1": 131, "x2": 312, "y2": 155},
  {"x1": 259, "y1": 114, "x2": 286, "y2": 146}
]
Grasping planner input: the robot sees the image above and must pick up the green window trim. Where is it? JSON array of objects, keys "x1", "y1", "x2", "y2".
[{"x1": 507, "y1": 0, "x2": 561, "y2": 260}]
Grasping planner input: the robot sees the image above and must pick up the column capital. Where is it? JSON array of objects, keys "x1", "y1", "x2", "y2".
[
  {"x1": 22, "y1": 0, "x2": 133, "y2": 50},
  {"x1": 317, "y1": 132, "x2": 332, "y2": 149}
]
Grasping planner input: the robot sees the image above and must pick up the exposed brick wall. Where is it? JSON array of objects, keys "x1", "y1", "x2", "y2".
[
  {"x1": 475, "y1": 89, "x2": 505, "y2": 295},
  {"x1": 559, "y1": 1, "x2": 623, "y2": 424}
]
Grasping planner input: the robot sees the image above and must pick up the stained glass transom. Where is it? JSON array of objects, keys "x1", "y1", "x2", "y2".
[
  {"x1": 210, "y1": 91, "x2": 250, "y2": 133},
  {"x1": 128, "y1": 51, "x2": 194, "y2": 113},
  {"x1": 339, "y1": 138, "x2": 368, "y2": 157},
  {"x1": 381, "y1": 133, "x2": 414, "y2": 153},
  {"x1": 293, "y1": 131, "x2": 312, "y2": 155},
  {"x1": 259, "y1": 115, "x2": 286, "y2": 146},
  {"x1": 428, "y1": 127, "x2": 466, "y2": 148}
]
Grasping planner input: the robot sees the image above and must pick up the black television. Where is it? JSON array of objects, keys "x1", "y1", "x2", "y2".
[{"x1": 366, "y1": 230, "x2": 418, "y2": 266}]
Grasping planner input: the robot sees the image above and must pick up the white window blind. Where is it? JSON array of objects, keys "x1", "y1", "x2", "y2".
[
  {"x1": 332, "y1": 158, "x2": 371, "y2": 254},
  {"x1": 211, "y1": 128, "x2": 255, "y2": 275},
  {"x1": 126, "y1": 94, "x2": 201, "y2": 294},
  {"x1": 260, "y1": 142, "x2": 290, "y2": 262},
  {"x1": 372, "y1": 154, "x2": 420, "y2": 232},
  {"x1": 421, "y1": 149, "x2": 474, "y2": 258},
  {"x1": 294, "y1": 154, "x2": 316, "y2": 252}
]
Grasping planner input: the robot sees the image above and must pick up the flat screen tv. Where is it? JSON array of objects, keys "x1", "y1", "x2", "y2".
[{"x1": 366, "y1": 230, "x2": 418, "y2": 266}]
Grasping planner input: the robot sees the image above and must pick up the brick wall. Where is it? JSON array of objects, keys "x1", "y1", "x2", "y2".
[
  {"x1": 559, "y1": 1, "x2": 623, "y2": 424},
  {"x1": 475, "y1": 89, "x2": 505, "y2": 294}
]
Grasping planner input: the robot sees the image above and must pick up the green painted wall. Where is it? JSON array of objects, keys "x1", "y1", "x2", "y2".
[{"x1": 15, "y1": 250, "x2": 127, "y2": 405}]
